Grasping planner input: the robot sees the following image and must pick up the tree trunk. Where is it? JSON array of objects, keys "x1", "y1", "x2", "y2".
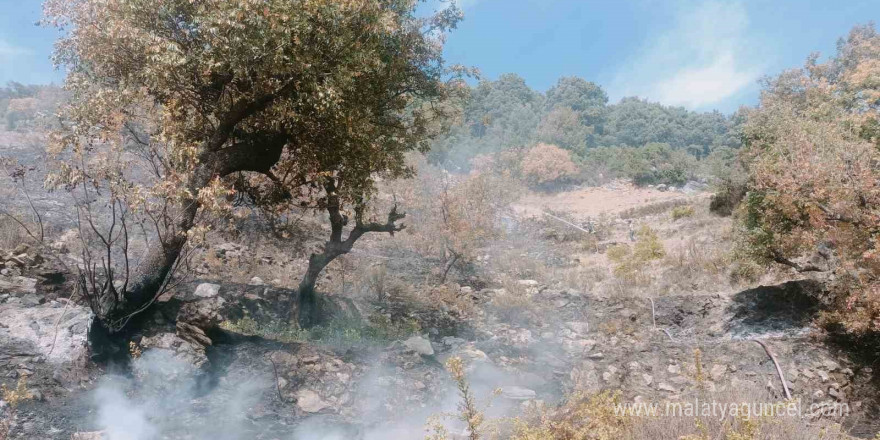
[
  {"x1": 291, "y1": 180, "x2": 406, "y2": 328},
  {"x1": 297, "y1": 252, "x2": 335, "y2": 328},
  {"x1": 92, "y1": 135, "x2": 288, "y2": 334}
]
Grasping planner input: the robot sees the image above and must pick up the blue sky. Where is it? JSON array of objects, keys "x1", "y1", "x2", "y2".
[{"x1": 1, "y1": 0, "x2": 878, "y2": 113}]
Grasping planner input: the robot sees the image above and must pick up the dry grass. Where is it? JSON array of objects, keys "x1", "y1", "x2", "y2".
[
  {"x1": 620, "y1": 198, "x2": 691, "y2": 220},
  {"x1": 437, "y1": 362, "x2": 858, "y2": 440},
  {"x1": 487, "y1": 275, "x2": 545, "y2": 324},
  {"x1": 0, "y1": 216, "x2": 31, "y2": 250}
]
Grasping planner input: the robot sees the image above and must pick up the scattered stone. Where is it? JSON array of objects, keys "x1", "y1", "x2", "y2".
[
  {"x1": 641, "y1": 373, "x2": 653, "y2": 386},
  {"x1": 588, "y1": 352, "x2": 604, "y2": 360},
  {"x1": 248, "y1": 277, "x2": 265, "y2": 286},
  {"x1": 0, "y1": 276, "x2": 37, "y2": 296},
  {"x1": 667, "y1": 365, "x2": 681, "y2": 374},
  {"x1": 140, "y1": 332, "x2": 208, "y2": 367},
  {"x1": 657, "y1": 382, "x2": 677, "y2": 392},
  {"x1": 828, "y1": 388, "x2": 842, "y2": 400},
  {"x1": 822, "y1": 360, "x2": 840, "y2": 371}
]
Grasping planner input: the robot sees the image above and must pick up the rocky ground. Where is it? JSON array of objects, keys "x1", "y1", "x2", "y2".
[{"x1": 1, "y1": 193, "x2": 879, "y2": 439}]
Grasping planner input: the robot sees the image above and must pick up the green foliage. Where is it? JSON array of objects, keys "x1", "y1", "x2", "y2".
[
  {"x1": 736, "y1": 23, "x2": 880, "y2": 335},
  {"x1": 220, "y1": 313, "x2": 421, "y2": 348},
  {"x1": 671, "y1": 205, "x2": 695, "y2": 220},
  {"x1": 633, "y1": 226, "x2": 665, "y2": 261},
  {"x1": 428, "y1": 75, "x2": 742, "y2": 172},
  {"x1": 607, "y1": 226, "x2": 665, "y2": 281},
  {"x1": 581, "y1": 143, "x2": 696, "y2": 186}
]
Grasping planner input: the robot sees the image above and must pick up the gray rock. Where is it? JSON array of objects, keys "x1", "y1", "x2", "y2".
[
  {"x1": 0, "y1": 302, "x2": 91, "y2": 364},
  {"x1": 296, "y1": 389, "x2": 330, "y2": 413},
  {"x1": 193, "y1": 283, "x2": 220, "y2": 298},
  {"x1": 21, "y1": 293, "x2": 40, "y2": 307},
  {"x1": 0, "y1": 276, "x2": 37, "y2": 296},
  {"x1": 564, "y1": 321, "x2": 589, "y2": 334},
  {"x1": 403, "y1": 335, "x2": 434, "y2": 356},
  {"x1": 709, "y1": 364, "x2": 726, "y2": 381},
  {"x1": 248, "y1": 277, "x2": 265, "y2": 286},
  {"x1": 657, "y1": 382, "x2": 677, "y2": 392},
  {"x1": 140, "y1": 332, "x2": 208, "y2": 368}
]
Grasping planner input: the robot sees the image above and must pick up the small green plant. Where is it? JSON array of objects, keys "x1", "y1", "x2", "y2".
[
  {"x1": 1, "y1": 376, "x2": 32, "y2": 409},
  {"x1": 606, "y1": 227, "x2": 665, "y2": 285},
  {"x1": 447, "y1": 356, "x2": 484, "y2": 440},
  {"x1": 606, "y1": 244, "x2": 631, "y2": 263},
  {"x1": 633, "y1": 226, "x2": 665, "y2": 261},
  {"x1": 511, "y1": 390, "x2": 629, "y2": 440},
  {"x1": 671, "y1": 205, "x2": 695, "y2": 220}
]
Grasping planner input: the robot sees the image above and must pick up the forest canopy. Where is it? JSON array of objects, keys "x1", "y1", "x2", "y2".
[{"x1": 428, "y1": 74, "x2": 744, "y2": 170}]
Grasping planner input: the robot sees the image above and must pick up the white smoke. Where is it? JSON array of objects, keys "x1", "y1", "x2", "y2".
[{"x1": 90, "y1": 349, "x2": 270, "y2": 440}]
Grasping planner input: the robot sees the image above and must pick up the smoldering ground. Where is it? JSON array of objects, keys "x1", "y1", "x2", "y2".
[{"x1": 86, "y1": 342, "x2": 552, "y2": 440}]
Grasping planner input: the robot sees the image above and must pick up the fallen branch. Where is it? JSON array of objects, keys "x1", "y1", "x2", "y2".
[
  {"x1": 48, "y1": 283, "x2": 80, "y2": 356},
  {"x1": 268, "y1": 356, "x2": 292, "y2": 404},
  {"x1": 751, "y1": 339, "x2": 792, "y2": 400},
  {"x1": 542, "y1": 212, "x2": 591, "y2": 235},
  {"x1": 771, "y1": 252, "x2": 823, "y2": 273}
]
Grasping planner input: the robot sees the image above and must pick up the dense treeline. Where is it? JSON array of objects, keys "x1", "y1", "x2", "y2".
[
  {"x1": 429, "y1": 74, "x2": 743, "y2": 176},
  {"x1": 0, "y1": 82, "x2": 64, "y2": 130}
]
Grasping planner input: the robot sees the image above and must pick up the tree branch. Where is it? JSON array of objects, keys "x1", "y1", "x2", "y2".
[{"x1": 771, "y1": 252, "x2": 823, "y2": 273}]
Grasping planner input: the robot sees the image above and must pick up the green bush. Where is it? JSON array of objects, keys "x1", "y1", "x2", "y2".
[{"x1": 671, "y1": 205, "x2": 695, "y2": 220}]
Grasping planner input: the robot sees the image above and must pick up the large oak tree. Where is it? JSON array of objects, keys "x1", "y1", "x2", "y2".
[
  {"x1": 738, "y1": 24, "x2": 880, "y2": 335},
  {"x1": 44, "y1": 0, "x2": 464, "y2": 331}
]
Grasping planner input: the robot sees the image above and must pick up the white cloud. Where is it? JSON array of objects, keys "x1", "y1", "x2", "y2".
[{"x1": 610, "y1": 1, "x2": 762, "y2": 110}]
